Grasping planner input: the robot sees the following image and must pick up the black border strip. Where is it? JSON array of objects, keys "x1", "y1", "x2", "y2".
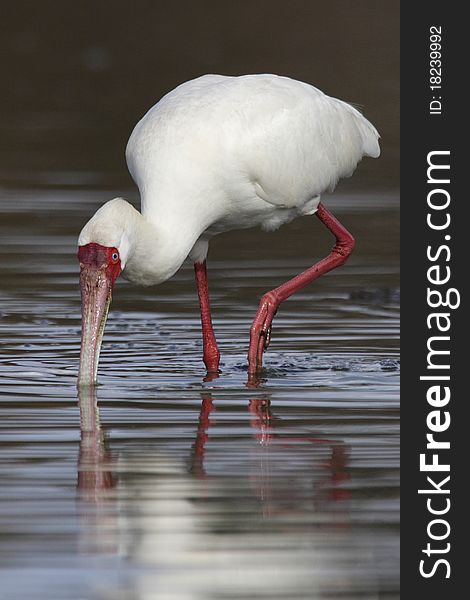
[{"x1": 401, "y1": 3, "x2": 464, "y2": 596}]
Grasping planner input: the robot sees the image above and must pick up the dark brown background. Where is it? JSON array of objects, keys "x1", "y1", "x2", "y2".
[{"x1": 0, "y1": 0, "x2": 399, "y2": 189}]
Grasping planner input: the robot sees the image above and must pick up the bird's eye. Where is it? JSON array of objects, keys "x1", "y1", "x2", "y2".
[{"x1": 111, "y1": 252, "x2": 119, "y2": 262}]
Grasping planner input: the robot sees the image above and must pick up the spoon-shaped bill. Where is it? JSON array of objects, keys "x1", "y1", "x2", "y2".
[{"x1": 78, "y1": 266, "x2": 113, "y2": 387}]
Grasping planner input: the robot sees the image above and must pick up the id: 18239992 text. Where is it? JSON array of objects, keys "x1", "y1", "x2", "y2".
[{"x1": 429, "y1": 26, "x2": 443, "y2": 115}]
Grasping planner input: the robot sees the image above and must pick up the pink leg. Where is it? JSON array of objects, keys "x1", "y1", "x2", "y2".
[
  {"x1": 194, "y1": 261, "x2": 220, "y2": 373},
  {"x1": 248, "y1": 202, "x2": 355, "y2": 374}
]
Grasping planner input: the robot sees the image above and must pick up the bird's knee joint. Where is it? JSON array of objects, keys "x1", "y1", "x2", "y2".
[
  {"x1": 333, "y1": 233, "x2": 355, "y2": 259},
  {"x1": 345, "y1": 232, "x2": 356, "y2": 254}
]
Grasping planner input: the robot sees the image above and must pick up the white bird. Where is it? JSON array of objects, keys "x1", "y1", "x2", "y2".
[{"x1": 77, "y1": 74, "x2": 380, "y2": 387}]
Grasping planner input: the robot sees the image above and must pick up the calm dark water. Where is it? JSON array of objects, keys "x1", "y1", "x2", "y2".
[
  {"x1": 0, "y1": 1, "x2": 399, "y2": 189},
  {"x1": 0, "y1": 189, "x2": 399, "y2": 599}
]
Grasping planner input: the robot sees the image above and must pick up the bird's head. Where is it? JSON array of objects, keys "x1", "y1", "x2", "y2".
[
  {"x1": 76, "y1": 197, "x2": 189, "y2": 386},
  {"x1": 77, "y1": 198, "x2": 135, "y2": 387}
]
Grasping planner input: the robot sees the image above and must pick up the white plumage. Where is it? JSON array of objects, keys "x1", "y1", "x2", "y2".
[{"x1": 80, "y1": 74, "x2": 379, "y2": 286}]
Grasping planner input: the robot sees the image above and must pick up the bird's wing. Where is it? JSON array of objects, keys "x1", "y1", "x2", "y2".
[
  {"x1": 125, "y1": 74, "x2": 380, "y2": 218},
  {"x1": 225, "y1": 75, "x2": 380, "y2": 209}
]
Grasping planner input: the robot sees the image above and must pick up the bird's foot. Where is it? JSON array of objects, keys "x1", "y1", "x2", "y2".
[
  {"x1": 203, "y1": 370, "x2": 220, "y2": 383},
  {"x1": 248, "y1": 292, "x2": 279, "y2": 374},
  {"x1": 246, "y1": 372, "x2": 267, "y2": 388}
]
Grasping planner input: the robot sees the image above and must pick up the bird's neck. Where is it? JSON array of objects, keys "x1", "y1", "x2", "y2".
[{"x1": 122, "y1": 210, "x2": 197, "y2": 287}]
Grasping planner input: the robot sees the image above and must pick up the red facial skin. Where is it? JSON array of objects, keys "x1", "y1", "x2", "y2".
[{"x1": 78, "y1": 243, "x2": 122, "y2": 285}]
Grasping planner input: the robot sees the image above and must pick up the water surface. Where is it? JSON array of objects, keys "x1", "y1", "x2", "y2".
[{"x1": 0, "y1": 189, "x2": 399, "y2": 599}]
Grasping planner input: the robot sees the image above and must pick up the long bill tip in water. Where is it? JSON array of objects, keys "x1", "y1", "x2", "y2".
[{"x1": 78, "y1": 265, "x2": 113, "y2": 388}]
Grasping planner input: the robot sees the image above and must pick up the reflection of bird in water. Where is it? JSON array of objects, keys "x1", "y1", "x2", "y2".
[
  {"x1": 189, "y1": 393, "x2": 351, "y2": 517},
  {"x1": 248, "y1": 398, "x2": 351, "y2": 503},
  {"x1": 77, "y1": 387, "x2": 117, "y2": 555},
  {"x1": 77, "y1": 74, "x2": 380, "y2": 386},
  {"x1": 78, "y1": 389, "x2": 350, "y2": 505},
  {"x1": 77, "y1": 389, "x2": 351, "y2": 561},
  {"x1": 77, "y1": 387, "x2": 115, "y2": 500}
]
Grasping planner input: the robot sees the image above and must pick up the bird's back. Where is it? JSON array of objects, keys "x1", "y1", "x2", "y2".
[{"x1": 126, "y1": 74, "x2": 380, "y2": 235}]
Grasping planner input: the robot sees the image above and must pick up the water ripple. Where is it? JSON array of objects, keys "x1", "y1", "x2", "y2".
[{"x1": 0, "y1": 190, "x2": 399, "y2": 599}]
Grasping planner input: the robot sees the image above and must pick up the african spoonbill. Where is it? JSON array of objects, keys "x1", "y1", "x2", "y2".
[{"x1": 78, "y1": 74, "x2": 380, "y2": 386}]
